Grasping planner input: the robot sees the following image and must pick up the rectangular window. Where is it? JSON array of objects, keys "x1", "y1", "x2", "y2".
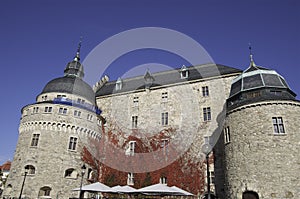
[
  {"x1": 44, "y1": 107, "x2": 52, "y2": 113},
  {"x1": 162, "y1": 92, "x2": 168, "y2": 102},
  {"x1": 59, "y1": 107, "x2": 68, "y2": 115},
  {"x1": 161, "y1": 112, "x2": 168, "y2": 126},
  {"x1": 272, "y1": 117, "x2": 285, "y2": 134},
  {"x1": 132, "y1": 116, "x2": 138, "y2": 129},
  {"x1": 57, "y1": 94, "x2": 66, "y2": 98},
  {"x1": 33, "y1": 107, "x2": 39, "y2": 114},
  {"x1": 202, "y1": 86, "x2": 209, "y2": 97},
  {"x1": 203, "y1": 107, "x2": 211, "y2": 121},
  {"x1": 77, "y1": 98, "x2": 85, "y2": 104},
  {"x1": 74, "y1": 110, "x2": 81, "y2": 117},
  {"x1": 224, "y1": 126, "x2": 231, "y2": 144},
  {"x1": 160, "y1": 139, "x2": 169, "y2": 156},
  {"x1": 126, "y1": 141, "x2": 136, "y2": 156},
  {"x1": 133, "y1": 97, "x2": 139, "y2": 107},
  {"x1": 210, "y1": 171, "x2": 215, "y2": 184},
  {"x1": 31, "y1": 134, "x2": 40, "y2": 147},
  {"x1": 160, "y1": 177, "x2": 167, "y2": 184},
  {"x1": 181, "y1": 70, "x2": 188, "y2": 79},
  {"x1": 127, "y1": 173, "x2": 134, "y2": 185},
  {"x1": 87, "y1": 114, "x2": 93, "y2": 121},
  {"x1": 42, "y1": 95, "x2": 48, "y2": 101},
  {"x1": 68, "y1": 137, "x2": 77, "y2": 150}
]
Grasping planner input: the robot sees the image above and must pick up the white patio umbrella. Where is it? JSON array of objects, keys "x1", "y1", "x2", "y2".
[
  {"x1": 73, "y1": 182, "x2": 112, "y2": 192},
  {"x1": 111, "y1": 185, "x2": 137, "y2": 193},
  {"x1": 170, "y1": 186, "x2": 194, "y2": 196},
  {"x1": 137, "y1": 183, "x2": 184, "y2": 196}
]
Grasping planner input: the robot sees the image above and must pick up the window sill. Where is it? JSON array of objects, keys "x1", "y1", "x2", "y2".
[
  {"x1": 273, "y1": 133, "x2": 287, "y2": 136},
  {"x1": 67, "y1": 149, "x2": 77, "y2": 152},
  {"x1": 65, "y1": 176, "x2": 78, "y2": 180}
]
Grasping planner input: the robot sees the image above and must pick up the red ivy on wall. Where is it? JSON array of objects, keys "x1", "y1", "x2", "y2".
[{"x1": 82, "y1": 122, "x2": 211, "y2": 196}]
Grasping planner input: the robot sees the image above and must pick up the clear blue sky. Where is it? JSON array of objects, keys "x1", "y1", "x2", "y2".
[{"x1": 0, "y1": 0, "x2": 299, "y2": 164}]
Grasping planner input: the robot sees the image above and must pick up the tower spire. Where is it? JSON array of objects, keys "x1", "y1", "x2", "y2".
[
  {"x1": 249, "y1": 43, "x2": 256, "y2": 67},
  {"x1": 74, "y1": 36, "x2": 82, "y2": 61}
]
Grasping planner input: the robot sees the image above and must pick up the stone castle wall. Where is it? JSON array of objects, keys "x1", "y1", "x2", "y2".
[
  {"x1": 95, "y1": 75, "x2": 237, "y2": 196},
  {"x1": 223, "y1": 101, "x2": 300, "y2": 199},
  {"x1": 3, "y1": 93, "x2": 101, "y2": 199}
]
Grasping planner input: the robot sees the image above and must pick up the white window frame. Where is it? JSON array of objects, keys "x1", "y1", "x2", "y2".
[
  {"x1": 180, "y1": 65, "x2": 189, "y2": 79},
  {"x1": 272, "y1": 117, "x2": 285, "y2": 134},
  {"x1": 203, "y1": 107, "x2": 211, "y2": 121},
  {"x1": 74, "y1": 110, "x2": 81, "y2": 117},
  {"x1": 162, "y1": 92, "x2": 168, "y2": 102},
  {"x1": 116, "y1": 78, "x2": 122, "y2": 91},
  {"x1": 42, "y1": 95, "x2": 48, "y2": 101},
  {"x1": 44, "y1": 107, "x2": 52, "y2": 113},
  {"x1": 127, "y1": 173, "x2": 134, "y2": 185},
  {"x1": 68, "y1": 137, "x2": 78, "y2": 151},
  {"x1": 31, "y1": 134, "x2": 40, "y2": 147},
  {"x1": 202, "y1": 86, "x2": 209, "y2": 97},
  {"x1": 87, "y1": 114, "x2": 93, "y2": 121},
  {"x1": 33, "y1": 107, "x2": 39, "y2": 114},
  {"x1": 160, "y1": 176, "x2": 167, "y2": 184},
  {"x1": 224, "y1": 126, "x2": 230, "y2": 144},
  {"x1": 133, "y1": 96, "x2": 139, "y2": 107},
  {"x1": 132, "y1": 116, "x2": 138, "y2": 129},
  {"x1": 161, "y1": 112, "x2": 169, "y2": 126},
  {"x1": 126, "y1": 141, "x2": 136, "y2": 156},
  {"x1": 59, "y1": 107, "x2": 68, "y2": 115}
]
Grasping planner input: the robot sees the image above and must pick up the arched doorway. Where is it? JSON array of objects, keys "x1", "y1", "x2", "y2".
[{"x1": 242, "y1": 191, "x2": 259, "y2": 199}]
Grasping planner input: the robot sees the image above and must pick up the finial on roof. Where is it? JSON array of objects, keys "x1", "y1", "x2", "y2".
[
  {"x1": 74, "y1": 36, "x2": 82, "y2": 61},
  {"x1": 248, "y1": 43, "x2": 256, "y2": 67}
]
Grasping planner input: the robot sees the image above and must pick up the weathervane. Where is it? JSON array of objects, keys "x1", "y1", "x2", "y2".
[
  {"x1": 248, "y1": 43, "x2": 256, "y2": 66},
  {"x1": 75, "y1": 36, "x2": 83, "y2": 61}
]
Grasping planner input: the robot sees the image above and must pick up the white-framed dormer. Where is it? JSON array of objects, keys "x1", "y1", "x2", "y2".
[
  {"x1": 116, "y1": 77, "x2": 122, "y2": 91},
  {"x1": 180, "y1": 65, "x2": 189, "y2": 79}
]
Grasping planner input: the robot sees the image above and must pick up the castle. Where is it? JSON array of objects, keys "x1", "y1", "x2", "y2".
[{"x1": 2, "y1": 45, "x2": 299, "y2": 199}]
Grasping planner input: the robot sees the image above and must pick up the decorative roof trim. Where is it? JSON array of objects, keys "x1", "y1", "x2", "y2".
[{"x1": 232, "y1": 69, "x2": 284, "y2": 84}]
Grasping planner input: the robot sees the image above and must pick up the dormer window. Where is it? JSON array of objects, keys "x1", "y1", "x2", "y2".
[
  {"x1": 144, "y1": 70, "x2": 154, "y2": 89},
  {"x1": 180, "y1": 65, "x2": 189, "y2": 79},
  {"x1": 116, "y1": 77, "x2": 122, "y2": 91}
]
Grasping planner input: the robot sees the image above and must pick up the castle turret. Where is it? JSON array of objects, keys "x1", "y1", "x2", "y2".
[
  {"x1": 222, "y1": 54, "x2": 300, "y2": 199},
  {"x1": 3, "y1": 45, "x2": 102, "y2": 199}
]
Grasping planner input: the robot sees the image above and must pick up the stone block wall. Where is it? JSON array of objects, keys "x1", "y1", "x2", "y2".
[{"x1": 224, "y1": 101, "x2": 300, "y2": 199}]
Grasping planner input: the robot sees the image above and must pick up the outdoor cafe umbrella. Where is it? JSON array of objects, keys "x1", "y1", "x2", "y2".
[
  {"x1": 73, "y1": 182, "x2": 112, "y2": 192},
  {"x1": 111, "y1": 185, "x2": 137, "y2": 194},
  {"x1": 170, "y1": 186, "x2": 194, "y2": 196},
  {"x1": 137, "y1": 183, "x2": 187, "y2": 196}
]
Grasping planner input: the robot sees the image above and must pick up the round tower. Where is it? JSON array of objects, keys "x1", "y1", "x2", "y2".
[
  {"x1": 223, "y1": 56, "x2": 300, "y2": 198},
  {"x1": 3, "y1": 47, "x2": 102, "y2": 199}
]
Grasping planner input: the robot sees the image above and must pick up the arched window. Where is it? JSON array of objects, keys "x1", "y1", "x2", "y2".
[
  {"x1": 64, "y1": 168, "x2": 78, "y2": 179},
  {"x1": 38, "y1": 186, "x2": 51, "y2": 198},
  {"x1": 242, "y1": 191, "x2": 259, "y2": 199},
  {"x1": 25, "y1": 165, "x2": 36, "y2": 175}
]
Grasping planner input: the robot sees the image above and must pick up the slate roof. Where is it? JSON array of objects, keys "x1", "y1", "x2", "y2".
[
  {"x1": 40, "y1": 76, "x2": 95, "y2": 105},
  {"x1": 96, "y1": 63, "x2": 242, "y2": 96},
  {"x1": 229, "y1": 64, "x2": 295, "y2": 98},
  {"x1": 227, "y1": 64, "x2": 297, "y2": 111}
]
